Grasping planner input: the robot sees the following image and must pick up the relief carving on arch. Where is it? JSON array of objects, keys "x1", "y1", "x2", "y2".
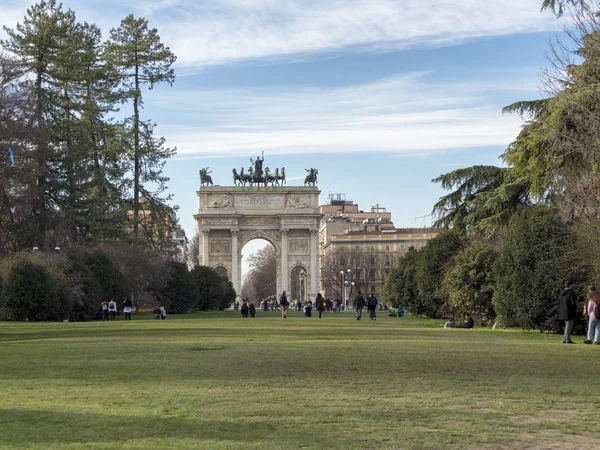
[
  {"x1": 285, "y1": 194, "x2": 310, "y2": 209},
  {"x1": 210, "y1": 240, "x2": 231, "y2": 254},
  {"x1": 208, "y1": 195, "x2": 233, "y2": 208},
  {"x1": 202, "y1": 218, "x2": 237, "y2": 226},
  {"x1": 281, "y1": 217, "x2": 318, "y2": 226},
  {"x1": 239, "y1": 216, "x2": 280, "y2": 227},
  {"x1": 289, "y1": 238, "x2": 309, "y2": 253}
]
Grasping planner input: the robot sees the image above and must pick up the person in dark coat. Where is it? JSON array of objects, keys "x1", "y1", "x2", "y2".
[
  {"x1": 353, "y1": 291, "x2": 366, "y2": 321},
  {"x1": 367, "y1": 294, "x2": 378, "y2": 320},
  {"x1": 280, "y1": 291, "x2": 289, "y2": 319},
  {"x1": 315, "y1": 293, "x2": 325, "y2": 319},
  {"x1": 559, "y1": 280, "x2": 577, "y2": 344},
  {"x1": 241, "y1": 301, "x2": 249, "y2": 319},
  {"x1": 249, "y1": 302, "x2": 256, "y2": 318}
]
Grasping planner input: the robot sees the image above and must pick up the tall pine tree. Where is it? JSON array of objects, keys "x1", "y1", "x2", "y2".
[{"x1": 105, "y1": 15, "x2": 176, "y2": 243}]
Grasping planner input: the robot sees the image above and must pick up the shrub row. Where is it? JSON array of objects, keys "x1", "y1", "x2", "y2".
[
  {"x1": 382, "y1": 206, "x2": 587, "y2": 332},
  {"x1": 0, "y1": 247, "x2": 234, "y2": 321}
]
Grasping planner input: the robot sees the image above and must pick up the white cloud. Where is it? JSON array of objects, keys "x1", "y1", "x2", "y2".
[
  {"x1": 151, "y1": 72, "x2": 535, "y2": 158},
  {"x1": 2, "y1": 0, "x2": 558, "y2": 68}
]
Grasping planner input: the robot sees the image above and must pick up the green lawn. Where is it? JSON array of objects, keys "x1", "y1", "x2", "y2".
[{"x1": 1, "y1": 311, "x2": 598, "y2": 449}]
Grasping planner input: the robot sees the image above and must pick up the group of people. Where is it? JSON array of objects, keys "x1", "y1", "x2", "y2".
[
  {"x1": 351, "y1": 291, "x2": 379, "y2": 321},
  {"x1": 559, "y1": 281, "x2": 600, "y2": 344},
  {"x1": 240, "y1": 298, "x2": 256, "y2": 318},
  {"x1": 444, "y1": 316, "x2": 474, "y2": 329},
  {"x1": 153, "y1": 305, "x2": 167, "y2": 320},
  {"x1": 100, "y1": 298, "x2": 134, "y2": 320}
]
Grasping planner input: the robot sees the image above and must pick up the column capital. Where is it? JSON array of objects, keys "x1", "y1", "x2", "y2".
[
  {"x1": 281, "y1": 227, "x2": 289, "y2": 236},
  {"x1": 201, "y1": 226, "x2": 210, "y2": 235},
  {"x1": 309, "y1": 227, "x2": 319, "y2": 235},
  {"x1": 231, "y1": 228, "x2": 239, "y2": 236}
]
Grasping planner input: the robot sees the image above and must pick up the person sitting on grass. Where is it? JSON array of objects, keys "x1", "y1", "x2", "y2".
[
  {"x1": 241, "y1": 301, "x2": 249, "y2": 318},
  {"x1": 249, "y1": 302, "x2": 256, "y2": 318},
  {"x1": 444, "y1": 318, "x2": 456, "y2": 328},
  {"x1": 153, "y1": 305, "x2": 161, "y2": 320},
  {"x1": 457, "y1": 315, "x2": 474, "y2": 328},
  {"x1": 398, "y1": 305, "x2": 405, "y2": 317}
]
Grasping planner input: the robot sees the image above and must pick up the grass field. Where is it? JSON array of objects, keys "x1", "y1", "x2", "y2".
[{"x1": 1, "y1": 310, "x2": 599, "y2": 450}]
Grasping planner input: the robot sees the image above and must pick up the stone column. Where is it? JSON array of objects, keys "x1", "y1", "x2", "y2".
[
  {"x1": 310, "y1": 227, "x2": 319, "y2": 298},
  {"x1": 231, "y1": 229, "x2": 240, "y2": 298},
  {"x1": 200, "y1": 227, "x2": 209, "y2": 267},
  {"x1": 280, "y1": 228, "x2": 289, "y2": 296}
]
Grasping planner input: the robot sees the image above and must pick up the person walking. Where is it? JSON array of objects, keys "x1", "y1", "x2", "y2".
[
  {"x1": 280, "y1": 291, "x2": 289, "y2": 319},
  {"x1": 159, "y1": 306, "x2": 167, "y2": 320},
  {"x1": 559, "y1": 280, "x2": 577, "y2": 344},
  {"x1": 367, "y1": 294, "x2": 378, "y2": 321},
  {"x1": 108, "y1": 299, "x2": 117, "y2": 321},
  {"x1": 315, "y1": 293, "x2": 325, "y2": 319},
  {"x1": 241, "y1": 300, "x2": 249, "y2": 318},
  {"x1": 123, "y1": 297, "x2": 133, "y2": 321},
  {"x1": 584, "y1": 286, "x2": 600, "y2": 344},
  {"x1": 353, "y1": 291, "x2": 366, "y2": 321},
  {"x1": 249, "y1": 302, "x2": 256, "y2": 318}
]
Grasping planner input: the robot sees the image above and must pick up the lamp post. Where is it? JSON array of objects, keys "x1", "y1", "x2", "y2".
[{"x1": 340, "y1": 268, "x2": 352, "y2": 310}]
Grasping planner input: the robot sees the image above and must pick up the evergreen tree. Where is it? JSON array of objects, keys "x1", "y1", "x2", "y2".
[
  {"x1": 1, "y1": 0, "x2": 78, "y2": 248},
  {"x1": 105, "y1": 15, "x2": 176, "y2": 240}
]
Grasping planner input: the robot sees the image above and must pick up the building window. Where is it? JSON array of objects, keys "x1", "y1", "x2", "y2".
[
  {"x1": 370, "y1": 245, "x2": 375, "y2": 252},
  {"x1": 325, "y1": 212, "x2": 332, "y2": 218},
  {"x1": 385, "y1": 245, "x2": 390, "y2": 251},
  {"x1": 371, "y1": 285, "x2": 376, "y2": 293},
  {"x1": 355, "y1": 245, "x2": 360, "y2": 251},
  {"x1": 385, "y1": 255, "x2": 390, "y2": 265},
  {"x1": 369, "y1": 256, "x2": 375, "y2": 266},
  {"x1": 370, "y1": 269, "x2": 376, "y2": 282},
  {"x1": 400, "y1": 244, "x2": 405, "y2": 249},
  {"x1": 355, "y1": 269, "x2": 361, "y2": 280}
]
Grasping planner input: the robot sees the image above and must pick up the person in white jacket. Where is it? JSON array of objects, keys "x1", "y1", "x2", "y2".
[{"x1": 108, "y1": 299, "x2": 117, "y2": 321}]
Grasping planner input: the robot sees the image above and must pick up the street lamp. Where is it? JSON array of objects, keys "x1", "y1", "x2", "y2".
[{"x1": 340, "y1": 268, "x2": 352, "y2": 310}]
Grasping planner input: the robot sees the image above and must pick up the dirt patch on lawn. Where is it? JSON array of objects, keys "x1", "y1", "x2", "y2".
[
  {"x1": 507, "y1": 409, "x2": 576, "y2": 424},
  {"x1": 468, "y1": 430, "x2": 600, "y2": 450}
]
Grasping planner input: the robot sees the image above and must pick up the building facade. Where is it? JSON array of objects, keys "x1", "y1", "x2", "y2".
[{"x1": 319, "y1": 194, "x2": 439, "y2": 304}]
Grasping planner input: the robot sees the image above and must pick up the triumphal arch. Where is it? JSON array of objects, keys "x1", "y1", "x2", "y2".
[{"x1": 194, "y1": 176, "x2": 321, "y2": 301}]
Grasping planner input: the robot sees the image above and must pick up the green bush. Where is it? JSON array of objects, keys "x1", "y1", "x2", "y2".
[
  {"x1": 443, "y1": 241, "x2": 499, "y2": 325},
  {"x1": 493, "y1": 206, "x2": 584, "y2": 332},
  {"x1": 66, "y1": 259, "x2": 103, "y2": 321},
  {"x1": 416, "y1": 230, "x2": 466, "y2": 318},
  {"x1": 191, "y1": 265, "x2": 233, "y2": 310},
  {"x1": 0, "y1": 259, "x2": 66, "y2": 321},
  {"x1": 156, "y1": 262, "x2": 199, "y2": 314},
  {"x1": 382, "y1": 247, "x2": 420, "y2": 312},
  {"x1": 70, "y1": 249, "x2": 130, "y2": 304}
]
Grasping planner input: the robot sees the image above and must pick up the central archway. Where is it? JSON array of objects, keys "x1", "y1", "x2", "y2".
[
  {"x1": 241, "y1": 238, "x2": 277, "y2": 304},
  {"x1": 194, "y1": 186, "x2": 321, "y2": 301}
]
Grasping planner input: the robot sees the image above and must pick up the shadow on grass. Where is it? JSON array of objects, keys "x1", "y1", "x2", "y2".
[{"x1": 0, "y1": 408, "x2": 278, "y2": 446}]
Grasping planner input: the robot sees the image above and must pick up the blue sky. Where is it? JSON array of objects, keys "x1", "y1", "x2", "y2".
[{"x1": 1, "y1": 0, "x2": 565, "y2": 264}]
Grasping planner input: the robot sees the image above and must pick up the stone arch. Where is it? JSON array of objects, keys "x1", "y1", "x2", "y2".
[
  {"x1": 238, "y1": 231, "x2": 281, "y2": 257},
  {"x1": 194, "y1": 185, "x2": 321, "y2": 301}
]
